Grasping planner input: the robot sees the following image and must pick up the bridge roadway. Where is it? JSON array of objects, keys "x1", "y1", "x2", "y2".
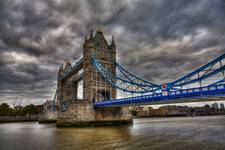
[
  {"x1": 94, "y1": 84, "x2": 225, "y2": 107},
  {"x1": 61, "y1": 58, "x2": 83, "y2": 81}
]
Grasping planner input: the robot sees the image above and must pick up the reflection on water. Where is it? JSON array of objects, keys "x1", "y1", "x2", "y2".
[
  {"x1": 0, "y1": 116, "x2": 225, "y2": 150},
  {"x1": 56, "y1": 126, "x2": 131, "y2": 150}
]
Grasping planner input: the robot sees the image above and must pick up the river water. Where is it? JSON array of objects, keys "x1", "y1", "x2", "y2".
[{"x1": 0, "y1": 116, "x2": 225, "y2": 150}]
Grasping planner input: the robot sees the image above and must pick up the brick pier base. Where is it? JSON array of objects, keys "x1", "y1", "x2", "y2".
[{"x1": 57, "y1": 102, "x2": 132, "y2": 127}]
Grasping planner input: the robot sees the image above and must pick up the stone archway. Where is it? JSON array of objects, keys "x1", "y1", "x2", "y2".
[{"x1": 92, "y1": 89, "x2": 111, "y2": 102}]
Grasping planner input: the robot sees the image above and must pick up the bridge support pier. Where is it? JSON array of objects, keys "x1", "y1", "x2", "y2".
[
  {"x1": 39, "y1": 111, "x2": 57, "y2": 123},
  {"x1": 57, "y1": 102, "x2": 132, "y2": 127},
  {"x1": 57, "y1": 29, "x2": 133, "y2": 127}
]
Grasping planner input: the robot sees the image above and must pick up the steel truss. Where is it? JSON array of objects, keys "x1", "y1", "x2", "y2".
[
  {"x1": 92, "y1": 53, "x2": 225, "y2": 107},
  {"x1": 91, "y1": 56, "x2": 160, "y2": 94}
]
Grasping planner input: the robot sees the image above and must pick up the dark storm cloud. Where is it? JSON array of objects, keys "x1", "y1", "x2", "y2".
[
  {"x1": 114, "y1": 0, "x2": 225, "y2": 82},
  {"x1": 0, "y1": 0, "x2": 225, "y2": 105}
]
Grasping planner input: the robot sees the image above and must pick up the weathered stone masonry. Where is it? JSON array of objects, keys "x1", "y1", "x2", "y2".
[{"x1": 57, "y1": 29, "x2": 132, "y2": 127}]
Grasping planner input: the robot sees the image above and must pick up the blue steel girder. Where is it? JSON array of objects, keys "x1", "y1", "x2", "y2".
[
  {"x1": 91, "y1": 56, "x2": 160, "y2": 93},
  {"x1": 169, "y1": 54, "x2": 225, "y2": 90},
  {"x1": 92, "y1": 53, "x2": 225, "y2": 94},
  {"x1": 174, "y1": 65, "x2": 225, "y2": 87},
  {"x1": 91, "y1": 53, "x2": 225, "y2": 101},
  {"x1": 116, "y1": 62, "x2": 158, "y2": 92},
  {"x1": 95, "y1": 65, "x2": 157, "y2": 93},
  {"x1": 94, "y1": 84, "x2": 225, "y2": 107},
  {"x1": 92, "y1": 56, "x2": 158, "y2": 87},
  {"x1": 91, "y1": 53, "x2": 225, "y2": 107},
  {"x1": 115, "y1": 62, "x2": 158, "y2": 86},
  {"x1": 208, "y1": 79, "x2": 225, "y2": 86},
  {"x1": 60, "y1": 58, "x2": 83, "y2": 81}
]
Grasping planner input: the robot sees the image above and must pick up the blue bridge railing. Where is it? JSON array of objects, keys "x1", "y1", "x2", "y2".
[{"x1": 93, "y1": 84, "x2": 225, "y2": 107}]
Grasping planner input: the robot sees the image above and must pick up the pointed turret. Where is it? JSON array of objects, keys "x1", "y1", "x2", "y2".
[
  {"x1": 89, "y1": 29, "x2": 94, "y2": 41},
  {"x1": 85, "y1": 29, "x2": 94, "y2": 48},
  {"x1": 85, "y1": 35, "x2": 88, "y2": 41},
  {"x1": 93, "y1": 27, "x2": 109, "y2": 48},
  {"x1": 83, "y1": 35, "x2": 88, "y2": 47},
  {"x1": 58, "y1": 64, "x2": 64, "y2": 77},
  {"x1": 110, "y1": 35, "x2": 116, "y2": 51},
  {"x1": 63, "y1": 59, "x2": 72, "y2": 74}
]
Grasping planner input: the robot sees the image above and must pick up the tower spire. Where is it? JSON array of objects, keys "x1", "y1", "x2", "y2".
[
  {"x1": 83, "y1": 35, "x2": 88, "y2": 47},
  {"x1": 96, "y1": 26, "x2": 103, "y2": 33},
  {"x1": 111, "y1": 36, "x2": 115, "y2": 45},
  {"x1": 110, "y1": 35, "x2": 116, "y2": 50},
  {"x1": 84, "y1": 35, "x2": 88, "y2": 42},
  {"x1": 89, "y1": 29, "x2": 94, "y2": 40}
]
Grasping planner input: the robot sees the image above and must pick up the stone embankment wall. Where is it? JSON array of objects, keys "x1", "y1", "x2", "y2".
[
  {"x1": 39, "y1": 112, "x2": 57, "y2": 123},
  {"x1": 0, "y1": 115, "x2": 39, "y2": 123}
]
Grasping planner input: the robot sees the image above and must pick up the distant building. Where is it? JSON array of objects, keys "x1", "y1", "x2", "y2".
[
  {"x1": 131, "y1": 103, "x2": 225, "y2": 117},
  {"x1": 220, "y1": 103, "x2": 225, "y2": 110},
  {"x1": 35, "y1": 104, "x2": 43, "y2": 113},
  {"x1": 212, "y1": 103, "x2": 219, "y2": 109}
]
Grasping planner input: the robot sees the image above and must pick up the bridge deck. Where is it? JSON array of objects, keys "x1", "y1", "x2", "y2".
[
  {"x1": 94, "y1": 84, "x2": 225, "y2": 107},
  {"x1": 61, "y1": 58, "x2": 83, "y2": 81}
]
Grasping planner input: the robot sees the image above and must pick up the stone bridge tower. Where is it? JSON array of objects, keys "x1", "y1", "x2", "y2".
[
  {"x1": 57, "y1": 28, "x2": 132, "y2": 127},
  {"x1": 83, "y1": 28, "x2": 116, "y2": 103}
]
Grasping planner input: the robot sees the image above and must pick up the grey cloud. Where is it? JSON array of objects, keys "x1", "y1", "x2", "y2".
[{"x1": 0, "y1": 0, "x2": 225, "y2": 105}]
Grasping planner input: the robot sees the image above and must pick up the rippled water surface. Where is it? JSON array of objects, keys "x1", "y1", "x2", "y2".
[{"x1": 0, "y1": 116, "x2": 225, "y2": 150}]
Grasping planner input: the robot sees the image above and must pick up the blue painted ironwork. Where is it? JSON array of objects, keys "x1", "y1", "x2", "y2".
[
  {"x1": 209, "y1": 79, "x2": 225, "y2": 86},
  {"x1": 91, "y1": 53, "x2": 225, "y2": 107},
  {"x1": 169, "y1": 54, "x2": 225, "y2": 89},
  {"x1": 58, "y1": 52, "x2": 225, "y2": 107},
  {"x1": 115, "y1": 61, "x2": 158, "y2": 86},
  {"x1": 94, "y1": 84, "x2": 225, "y2": 107},
  {"x1": 91, "y1": 56, "x2": 160, "y2": 93},
  {"x1": 61, "y1": 58, "x2": 83, "y2": 81}
]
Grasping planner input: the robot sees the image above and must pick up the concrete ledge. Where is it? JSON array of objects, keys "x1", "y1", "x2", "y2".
[
  {"x1": 0, "y1": 116, "x2": 38, "y2": 123},
  {"x1": 38, "y1": 112, "x2": 57, "y2": 123},
  {"x1": 0, "y1": 120, "x2": 38, "y2": 123},
  {"x1": 57, "y1": 120, "x2": 133, "y2": 128}
]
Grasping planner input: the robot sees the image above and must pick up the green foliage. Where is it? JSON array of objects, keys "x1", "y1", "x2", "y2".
[
  {"x1": 23, "y1": 104, "x2": 38, "y2": 115},
  {"x1": 13, "y1": 108, "x2": 24, "y2": 116},
  {"x1": 0, "y1": 103, "x2": 14, "y2": 116},
  {"x1": 0, "y1": 103, "x2": 39, "y2": 116}
]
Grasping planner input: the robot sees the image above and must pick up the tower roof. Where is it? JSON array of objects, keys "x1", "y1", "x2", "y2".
[
  {"x1": 110, "y1": 36, "x2": 116, "y2": 47},
  {"x1": 93, "y1": 29, "x2": 109, "y2": 47}
]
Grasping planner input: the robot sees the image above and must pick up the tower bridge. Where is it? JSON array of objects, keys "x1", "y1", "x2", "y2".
[{"x1": 55, "y1": 29, "x2": 225, "y2": 127}]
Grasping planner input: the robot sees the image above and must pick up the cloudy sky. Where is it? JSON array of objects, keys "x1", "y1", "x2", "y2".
[{"x1": 0, "y1": 0, "x2": 225, "y2": 106}]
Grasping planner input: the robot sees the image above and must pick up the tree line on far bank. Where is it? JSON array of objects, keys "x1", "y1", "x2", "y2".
[{"x1": 0, "y1": 103, "x2": 39, "y2": 116}]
